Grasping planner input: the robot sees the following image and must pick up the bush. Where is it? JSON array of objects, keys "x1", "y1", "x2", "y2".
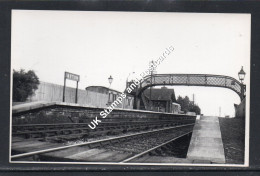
[
  {"x1": 176, "y1": 95, "x2": 201, "y2": 115},
  {"x1": 13, "y1": 69, "x2": 40, "y2": 102}
]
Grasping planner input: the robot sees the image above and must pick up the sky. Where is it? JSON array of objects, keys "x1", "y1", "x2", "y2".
[{"x1": 11, "y1": 10, "x2": 251, "y2": 117}]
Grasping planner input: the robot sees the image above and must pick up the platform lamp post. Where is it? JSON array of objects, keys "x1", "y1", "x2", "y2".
[
  {"x1": 107, "y1": 75, "x2": 113, "y2": 106},
  {"x1": 108, "y1": 75, "x2": 113, "y2": 88},
  {"x1": 238, "y1": 66, "x2": 246, "y2": 100},
  {"x1": 149, "y1": 61, "x2": 156, "y2": 111}
]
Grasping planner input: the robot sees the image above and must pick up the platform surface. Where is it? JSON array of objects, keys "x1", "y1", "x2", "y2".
[
  {"x1": 187, "y1": 116, "x2": 225, "y2": 164},
  {"x1": 12, "y1": 101, "x2": 55, "y2": 113}
]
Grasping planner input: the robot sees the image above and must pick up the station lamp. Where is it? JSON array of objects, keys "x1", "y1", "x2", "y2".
[
  {"x1": 238, "y1": 66, "x2": 246, "y2": 84},
  {"x1": 108, "y1": 75, "x2": 113, "y2": 87}
]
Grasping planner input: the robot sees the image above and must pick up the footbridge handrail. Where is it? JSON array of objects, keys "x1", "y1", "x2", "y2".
[{"x1": 133, "y1": 74, "x2": 245, "y2": 100}]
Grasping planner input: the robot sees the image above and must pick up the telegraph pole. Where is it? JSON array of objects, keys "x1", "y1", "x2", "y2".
[
  {"x1": 149, "y1": 68, "x2": 152, "y2": 110},
  {"x1": 149, "y1": 61, "x2": 156, "y2": 111}
]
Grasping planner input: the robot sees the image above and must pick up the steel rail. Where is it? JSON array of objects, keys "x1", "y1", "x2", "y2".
[
  {"x1": 12, "y1": 120, "x2": 193, "y2": 127},
  {"x1": 119, "y1": 130, "x2": 192, "y2": 163},
  {"x1": 12, "y1": 121, "x2": 191, "y2": 134},
  {"x1": 11, "y1": 123, "x2": 194, "y2": 160}
]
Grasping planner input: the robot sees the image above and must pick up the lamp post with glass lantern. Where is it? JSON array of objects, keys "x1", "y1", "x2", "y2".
[
  {"x1": 108, "y1": 75, "x2": 113, "y2": 88},
  {"x1": 107, "y1": 75, "x2": 113, "y2": 106},
  {"x1": 238, "y1": 66, "x2": 246, "y2": 100},
  {"x1": 238, "y1": 66, "x2": 246, "y2": 84}
]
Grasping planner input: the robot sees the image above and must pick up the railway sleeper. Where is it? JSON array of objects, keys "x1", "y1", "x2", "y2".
[
  {"x1": 101, "y1": 140, "x2": 111, "y2": 146},
  {"x1": 70, "y1": 129, "x2": 82, "y2": 134},
  {"x1": 80, "y1": 129, "x2": 89, "y2": 133},
  {"x1": 45, "y1": 132, "x2": 58, "y2": 137},
  {"x1": 46, "y1": 132, "x2": 87, "y2": 142},
  {"x1": 119, "y1": 138, "x2": 127, "y2": 142},
  {"x1": 106, "y1": 129, "x2": 123, "y2": 136},
  {"x1": 61, "y1": 130, "x2": 72, "y2": 135},
  {"x1": 25, "y1": 133, "x2": 42, "y2": 139},
  {"x1": 88, "y1": 142, "x2": 102, "y2": 148},
  {"x1": 88, "y1": 130, "x2": 109, "y2": 137},
  {"x1": 110, "y1": 139, "x2": 120, "y2": 144},
  {"x1": 59, "y1": 135, "x2": 81, "y2": 141}
]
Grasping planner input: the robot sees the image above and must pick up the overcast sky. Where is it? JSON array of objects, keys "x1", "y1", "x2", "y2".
[{"x1": 11, "y1": 10, "x2": 250, "y2": 117}]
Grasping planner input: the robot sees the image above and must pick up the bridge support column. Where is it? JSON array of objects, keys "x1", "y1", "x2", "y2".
[
  {"x1": 240, "y1": 84, "x2": 246, "y2": 101},
  {"x1": 134, "y1": 97, "x2": 141, "y2": 110}
]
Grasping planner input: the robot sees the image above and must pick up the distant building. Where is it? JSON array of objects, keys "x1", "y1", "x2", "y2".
[
  {"x1": 172, "y1": 102, "x2": 181, "y2": 114},
  {"x1": 141, "y1": 86, "x2": 180, "y2": 113},
  {"x1": 86, "y1": 86, "x2": 134, "y2": 109}
]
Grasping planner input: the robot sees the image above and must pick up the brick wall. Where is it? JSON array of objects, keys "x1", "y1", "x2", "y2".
[{"x1": 12, "y1": 104, "x2": 196, "y2": 125}]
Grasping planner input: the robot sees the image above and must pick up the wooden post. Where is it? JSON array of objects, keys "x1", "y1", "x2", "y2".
[
  {"x1": 62, "y1": 73, "x2": 66, "y2": 102},
  {"x1": 75, "y1": 81, "x2": 79, "y2": 104}
]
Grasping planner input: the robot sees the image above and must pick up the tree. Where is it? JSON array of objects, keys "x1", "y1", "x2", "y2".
[
  {"x1": 176, "y1": 95, "x2": 201, "y2": 115},
  {"x1": 189, "y1": 104, "x2": 201, "y2": 115},
  {"x1": 171, "y1": 89, "x2": 177, "y2": 102},
  {"x1": 13, "y1": 69, "x2": 40, "y2": 102}
]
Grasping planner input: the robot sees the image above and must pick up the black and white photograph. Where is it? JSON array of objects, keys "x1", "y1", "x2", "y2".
[{"x1": 10, "y1": 10, "x2": 250, "y2": 167}]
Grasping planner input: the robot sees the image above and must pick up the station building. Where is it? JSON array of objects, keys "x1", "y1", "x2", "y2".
[
  {"x1": 86, "y1": 86, "x2": 134, "y2": 109},
  {"x1": 142, "y1": 87, "x2": 181, "y2": 113}
]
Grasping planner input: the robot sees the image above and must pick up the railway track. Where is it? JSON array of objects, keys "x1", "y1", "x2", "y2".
[
  {"x1": 11, "y1": 123, "x2": 194, "y2": 162},
  {"x1": 12, "y1": 119, "x2": 194, "y2": 143}
]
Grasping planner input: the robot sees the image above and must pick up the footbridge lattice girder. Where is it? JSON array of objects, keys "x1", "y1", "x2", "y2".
[{"x1": 133, "y1": 74, "x2": 244, "y2": 101}]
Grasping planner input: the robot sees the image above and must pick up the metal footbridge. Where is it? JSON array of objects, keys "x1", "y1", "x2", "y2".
[{"x1": 127, "y1": 74, "x2": 246, "y2": 109}]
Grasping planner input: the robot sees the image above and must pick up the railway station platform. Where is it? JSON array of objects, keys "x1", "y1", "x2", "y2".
[
  {"x1": 187, "y1": 116, "x2": 225, "y2": 163},
  {"x1": 11, "y1": 101, "x2": 198, "y2": 163}
]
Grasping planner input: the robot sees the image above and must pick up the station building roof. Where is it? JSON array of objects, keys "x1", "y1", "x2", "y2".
[{"x1": 143, "y1": 87, "x2": 176, "y2": 102}]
